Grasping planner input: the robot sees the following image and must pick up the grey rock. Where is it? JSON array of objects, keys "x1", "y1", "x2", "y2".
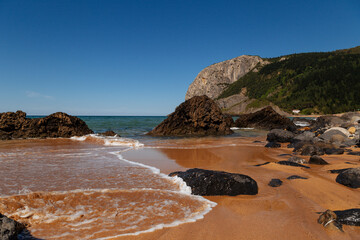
[
  {"x1": 265, "y1": 142, "x2": 281, "y2": 148},
  {"x1": 0, "y1": 213, "x2": 25, "y2": 240},
  {"x1": 293, "y1": 131, "x2": 315, "y2": 142},
  {"x1": 300, "y1": 145, "x2": 325, "y2": 156},
  {"x1": 186, "y1": 55, "x2": 268, "y2": 100},
  {"x1": 277, "y1": 161, "x2": 310, "y2": 168},
  {"x1": 334, "y1": 209, "x2": 360, "y2": 226}
]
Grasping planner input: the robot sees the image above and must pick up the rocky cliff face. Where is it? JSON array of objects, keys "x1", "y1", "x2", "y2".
[{"x1": 185, "y1": 55, "x2": 267, "y2": 100}]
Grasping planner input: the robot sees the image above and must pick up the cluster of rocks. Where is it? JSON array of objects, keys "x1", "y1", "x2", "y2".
[
  {"x1": 0, "y1": 111, "x2": 93, "y2": 140},
  {"x1": 0, "y1": 213, "x2": 25, "y2": 240}
]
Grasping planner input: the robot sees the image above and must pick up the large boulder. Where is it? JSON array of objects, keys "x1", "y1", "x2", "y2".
[
  {"x1": 266, "y1": 129, "x2": 295, "y2": 143},
  {"x1": 293, "y1": 131, "x2": 315, "y2": 142},
  {"x1": 147, "y1": 96, "x2": 233, "y2": 136},
  {"x1": 169, "y1": 168, "x2": 258, "y2": 196},
  {"x1": 0, "y1": 111, "x2": 93, "y2": 140},
  {"x1": 0, "y1": 213, "x2": 25, "y2": 240},
  {"x1": 336, "y1": 167, "x2": 360, "y2": 188},
  {"x1": 234, "y1": 106, "x2": 296, "y2": 131},
  {"x1": 334, "y1": 209, "x2": 360, "y2": 226},
  {"x1": 319, "y1": 127, "x2": 350, "y2": 143}
]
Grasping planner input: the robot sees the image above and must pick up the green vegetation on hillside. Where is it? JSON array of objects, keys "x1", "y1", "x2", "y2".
[{"x1": 217, "y1": 48, "x2": 360, "y2": 114}]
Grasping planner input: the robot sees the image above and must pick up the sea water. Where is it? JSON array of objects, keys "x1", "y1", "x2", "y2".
[{"x1": 0, "y1": 116, "x2": 266, "y2": 239}]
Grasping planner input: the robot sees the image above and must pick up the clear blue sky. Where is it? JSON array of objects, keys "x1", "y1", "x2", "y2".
[{"x1": 1, "y1": 0, "x2": 359, "y2": 115}]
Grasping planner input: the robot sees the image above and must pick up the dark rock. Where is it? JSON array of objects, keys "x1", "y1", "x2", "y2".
[
  {"x1": 0, "y1": 213, "x2": 25, "y2": 240},
  {"x1": 288, "y1": 156, "x2": 307, "y2": 164},
  {"x1": 147, "y1": 96, "x2": 233, "y2": 136},
  {"x1": 268, "y1": 179, "x2": 282, "y2": 187},
  {"x1": 265, "y1": 142, "x2": 281, "y2": 148},
  {"x1": 309, "y1": 155, "x2": 329, "y2": 165},
  {"x1": 254, "y1": 162, "x2": 270, "y2": 167},
  {"x1": 277, "y1": 161, "x2": 310, "y2": 168},
  {"x1": 347, "y1": 151, "x2": 360, "y2": 156},
  {"x1": 288, "y1": 141, "x2": 306, "y2": 150},
  {"x1": 300, "y1": 145, "x2": 325, "y2": 156},
  {"x1": 336, "y1": 167, "x2": 360, "y2": 188},
  {"x1": 324, "y1": 148, "x2": 344, "y2": 155},
  {"x1": 287, "y1": 175, "x2": 308, "y2": 180},
  {"x1": 334, "y1": 209, "x2": 360, "y2": 226},
  {"x1": 266, "y1": 129, "x2": 295, "y2": 143},
  {"x1": 329, "y1": 168, "x2": 353, "y2": 174},
  {"x1": 345, "y1": 162, "x2": 358, "y2": 165},
  {"x1": 0, "y1": 111, "x2": 93, "y2": 140},
  {"x1": 169, "y1": 168, "x2": 258, "y2": 196},
  {"x1": 99, "y1": 130, "x2": 118, "y2": 137},
  {"x1": 234, "y1": 106, "x2": 296, "y2": 131},
  {"x1": 318, "y1": 210, "x2": 343, "y2": 232},
  {"x1": 253, "y1": 140, "x2": 262, "y2": 143}
]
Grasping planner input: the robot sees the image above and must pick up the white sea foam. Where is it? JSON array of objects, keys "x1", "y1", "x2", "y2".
[{"x1": 71, "y1": 134, "x2": 144, "y2": 148}]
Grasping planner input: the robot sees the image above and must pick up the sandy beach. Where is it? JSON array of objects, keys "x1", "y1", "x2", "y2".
[{"x1": 121, "y1": 136, "x2": 360, "y2": 240}]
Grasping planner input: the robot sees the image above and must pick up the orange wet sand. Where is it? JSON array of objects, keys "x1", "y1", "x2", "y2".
[{"x1": 122, "y1": 137, "x2": 360, "y2": 240}]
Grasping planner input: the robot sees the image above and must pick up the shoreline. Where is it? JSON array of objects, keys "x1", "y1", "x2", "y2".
[{"x1": 120, "y1": 136, "x2": 360, "y2": 240}]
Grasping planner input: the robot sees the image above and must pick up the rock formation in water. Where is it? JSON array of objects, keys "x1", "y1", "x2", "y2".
[
  {"x1": 147, "y1": 95, "x2": 233, "y2": 136},
  {"x1": 0, "y1": 111, "x2": 93, "y2": 140},
  {"x1": 185, "y1": 55, "x2": 267, "y2": 101},
  {"x1": 169, "y1": 168, "x2": 258, "y2": 196}
]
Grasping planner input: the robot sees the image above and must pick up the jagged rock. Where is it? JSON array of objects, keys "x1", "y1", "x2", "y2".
[
  {"x1": 287, "y1": 175, "x2": 308, "y2": 180},
  {"x1": 334, "y1": 209, "x2": 360, "y2": 226},
  {"x1": 169, "y1": 168, "x2": 258, "y2": 196},
  {"x1": 99, "y1": 130, "x2": 118, "y2": 137},
  {"x1": 324, "y1": 148, "x2": 344, "y2": 155},
  {"x1": 185, "y1": 55, "x2": 267, "y2": 100},
  {"x1": 309, "y1": 155, "x2": 329, "y2": 165},
  {"x1": 147, "y1": 96, "x2": 233, "y2": 136},
  {"x1": 223, "y1": 114, "x2": 234, "y2": 127},
  {"x1": 336, "y1": 167, "x2": 360, "y2": 188},
  {"x1": 234, "y1": 106, "x2": 296, "y2": 131},
  {"x1": 268, "y1": 179, "x2": 282, "y2": 187},
  {"x1": 288, "y1": 156, "x2": 307, "y2": 164},
  {"x1": 0, "y1": 213, "x2": 25, "y2": 240},
  {"x1": 0, "y1": 111, "x2": 93, "y2": 140},
  {"x1": 277, "y1": 161, "x2": 310, "y2": 169},
  {"x1": 266, "y1": 129, "x2": 295, "y2": 143},
  {"x1": 265, "y1": 142, "x2": 281, "y2": 148}
]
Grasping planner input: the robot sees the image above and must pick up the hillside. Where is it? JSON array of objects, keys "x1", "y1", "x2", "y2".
[{"x1": 216, "y1": 47, "x2": 360, "y2": 114}]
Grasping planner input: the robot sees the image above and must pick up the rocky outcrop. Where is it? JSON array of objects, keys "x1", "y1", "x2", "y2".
[
  {"x1": 186, "y1": 55, "x2": 268, "y2": 100},
  {"x1": 336, "y1": 167, "x2": 360, "y2": 188},
  {"x1": 234, "y1": 106, "x2": 296, "y2": 131},
  {"x1": 147, "y1": 96, "x2": 233, "y2": 136},
  {"x1": 0, "y1": 213, "x2": 25, "y2": 240},
  {"x1": 169, "y1": 168, "x2": 258, "y2": 196},
  {"x1": 0, "y1": 111, "x2": 93, "y2": 140}
]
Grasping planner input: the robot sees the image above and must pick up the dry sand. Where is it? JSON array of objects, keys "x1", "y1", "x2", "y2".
[{"x1": 121, "y1": 137, "x2": 360, "y2": 240}]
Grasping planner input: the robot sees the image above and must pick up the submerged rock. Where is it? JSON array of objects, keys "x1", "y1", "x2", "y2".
[
  {"x1": 0, "y1": 213, "x2": 25, "y2": 240},
  {"x1": 336, "y1": 167, "x2": 360, "y2": 188},
  {"x1": 268, "y1": 179, "x2": 282, "y2": 187},
  {"x1": 287, "y1": 156, "x2": 307, "y2": 164},
  {"x1": 169, "y1": 168, "x2": 258, "y2": 196},
  {"x1": 99, "y1": 130, "x2": 118, "y2": 137},
  {"x1": 0, "y1": 111, "x2": 93, "y2": 140},
  {"x1": 287, "y1": 175, "x2": 308, "y2": 180},
  {"x1": 234, "y1": 106, "x2": 296, "y2": 131},
  {"x1": 147, "y1": 96, "x2": 233, "y2": 136}
]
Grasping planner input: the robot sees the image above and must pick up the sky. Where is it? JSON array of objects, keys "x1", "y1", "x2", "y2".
[{"x1": 1, "y1": 0, "x2": 359, "y2": 115}]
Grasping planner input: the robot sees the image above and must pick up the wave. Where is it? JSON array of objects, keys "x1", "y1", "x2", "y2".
[{"x1": 71, "y1": 134, "x2": 144, "y2": 148}]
